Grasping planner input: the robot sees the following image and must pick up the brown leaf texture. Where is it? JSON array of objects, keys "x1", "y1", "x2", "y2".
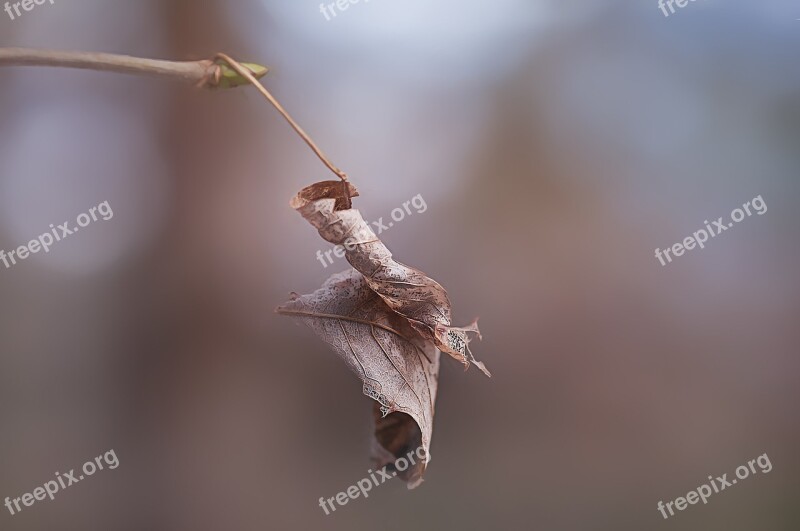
[
  {"x1": 279, "y1": 180, "x2": 489, "y2": 487},
  {"x1": 289, "y1": 181, "x2": 490, "y2": 376},
  {"x1": 278, "y1": 269, "x2": 439, "y2": 487}
]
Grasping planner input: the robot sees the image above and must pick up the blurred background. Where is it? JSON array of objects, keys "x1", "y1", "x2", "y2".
[{"x1": 1, "y1": 0, "x2": 799, "y2": 529}]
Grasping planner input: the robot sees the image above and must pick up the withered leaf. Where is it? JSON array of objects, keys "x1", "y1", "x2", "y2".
[
  {"x1": 290, "y1": 181, "x2": 489, "y2": 376},
  {"x1": 279, "y1": 180, "x2": 489, "y2": 487},
  {"x1": 277, "y1": 269, "x2": 439, "y2": 487}
]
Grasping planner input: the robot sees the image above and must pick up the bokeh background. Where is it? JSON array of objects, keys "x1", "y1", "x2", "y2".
[{"x1": 1, "y1": 0, "x2": 799, "y2": 529}]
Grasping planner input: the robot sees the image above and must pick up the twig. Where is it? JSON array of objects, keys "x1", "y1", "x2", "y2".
[
  {"x1": 214, "y1": 53, "x2": 351, "y2": 197},
  {"x1": 0, "y1": 47, "x2": 352, "y2": 192},
  {"x1": 0, "y1": 47, "x2": 267, "y2": 89}
]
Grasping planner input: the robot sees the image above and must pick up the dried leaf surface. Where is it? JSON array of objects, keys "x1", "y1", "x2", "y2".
[
  {"x1": 290, "y1": 181, "x2": 489, "y2": 376},
  {"x1": 278, "y1": 269, "x2": 439, "y2": 486},
  {"x1": 280, "y1": 180, "x2": 489, "y2": 487}
]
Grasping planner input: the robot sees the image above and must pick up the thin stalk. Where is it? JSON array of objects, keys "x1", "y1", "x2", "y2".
[
  {"x1": 0, "y1": 47, "x2": 350, "y2": 191},
  {"x1": 214, "y1": 53, "x2": 351, "y2": 198}
]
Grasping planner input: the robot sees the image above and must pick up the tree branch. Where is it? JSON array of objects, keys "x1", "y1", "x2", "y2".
[
  {"x1": 0, "y1": 47, "x2": 350, "y2": 185},
  {"x1": 0, "y1": 47, "x2": 267, "y2": 89}
]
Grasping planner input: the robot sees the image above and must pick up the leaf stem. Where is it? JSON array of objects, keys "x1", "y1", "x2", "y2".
[
  {"x1": 0, "y1": 48, "x2": 352, "y2": 190},
  {"x1": 214, "y1": 53, "x2": 351, "y2": 192}
]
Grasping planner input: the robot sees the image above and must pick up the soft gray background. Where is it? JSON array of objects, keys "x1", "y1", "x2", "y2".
[{"x1": 1, "y1": 0, "x2": 798, "y2": 529}]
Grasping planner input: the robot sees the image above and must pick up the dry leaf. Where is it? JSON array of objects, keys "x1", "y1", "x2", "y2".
[
  {"x1": 289, "y1": 181, "x2": 489, "y2": 376},
  {"x1": 279, "y1": 180, "x2": 489, "y2": 487},
  {"x1": 277, "y1": 269, "x2": 439, "y2": 487}
]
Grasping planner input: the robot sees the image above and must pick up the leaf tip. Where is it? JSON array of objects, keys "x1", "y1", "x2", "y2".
[{"x1": 473, "y1": 360, "x2": 492, "y2": 378}]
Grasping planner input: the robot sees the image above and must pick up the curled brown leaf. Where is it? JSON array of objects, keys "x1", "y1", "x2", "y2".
[
  {"x1": 290, "y1": 181, "x2": 489, "y2": 376},
  {"x1": 279, "y1": 181, "x2": 489, "y2": 487},
  {"x1": 277, "y1": 270, "x2": 438, "y2": 486}
]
